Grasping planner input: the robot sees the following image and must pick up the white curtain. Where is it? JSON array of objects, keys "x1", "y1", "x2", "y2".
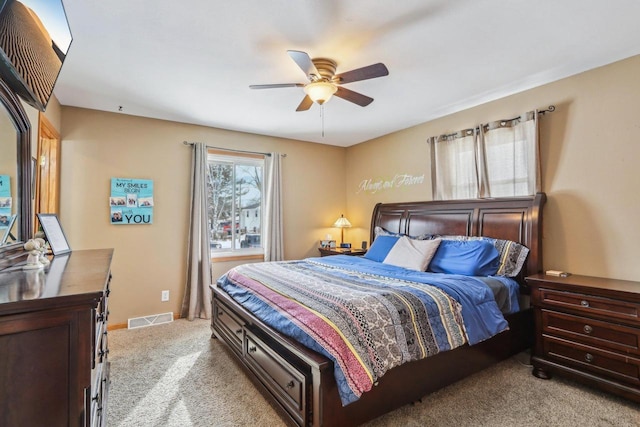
[
  {"x1": 429, "y1": 128, "x2": 481, "y2": 200},
  {"x1": 263, "y1": 153, "x2": 284, "y2": 261},
  {"x1": 181, "y1": 142, "x2": 212, "y2": 320},
  {"x1": 479, "y1": 110, "x2": 540, "y2": 197},
  {"x1": 429, "y1": 110, "x2": 540, "y2": 200}
]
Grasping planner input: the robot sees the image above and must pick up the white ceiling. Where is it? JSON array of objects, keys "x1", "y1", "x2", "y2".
[{"x1": 54, "y1": 0, "x2": 640, "y2": 147}]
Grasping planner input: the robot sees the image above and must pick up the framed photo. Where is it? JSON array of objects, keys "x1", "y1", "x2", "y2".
[
  {"x1": 0, "y1": 214, "x2": 17, "y2": 245},
  {"x1": 320, "y1": 239, "x2": 336, "y2": 249},
  {"x1": 37, "y1": 213, "x2": 71, "y2": 255}
]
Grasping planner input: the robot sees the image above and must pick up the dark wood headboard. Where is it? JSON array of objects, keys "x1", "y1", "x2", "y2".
[{"x1": 370, "y1": 193, "x2": 546, "y2": 281}]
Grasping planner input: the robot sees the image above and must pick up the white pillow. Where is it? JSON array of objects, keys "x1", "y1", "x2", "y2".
[{"x1": 383, "y1": 236, "x2": 442, "y2": 271}]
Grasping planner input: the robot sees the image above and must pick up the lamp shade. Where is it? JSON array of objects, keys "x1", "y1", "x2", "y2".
[
  {"x1": 333, "y1": 214, "x2": 351, "y2": 228},
  {"x1": 304, "y1": 81, "x2": 338, "y2": 105}
]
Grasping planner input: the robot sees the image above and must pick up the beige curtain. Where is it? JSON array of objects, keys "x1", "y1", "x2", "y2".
[
  {"x1": 181, "y1": 142, "x2": 212, "y2": 320},
  {"x1": 263, "y1": 153, "x2": 283, "y2": 261},
  {"x1": 429, "y1": 110, "x2": 540, "y2": 200}
]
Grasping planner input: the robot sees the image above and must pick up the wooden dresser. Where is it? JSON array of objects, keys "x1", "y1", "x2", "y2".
[
  {"x1": 0, "y1": 249, "x2": 114, "y2": 427},
  {"x1": 526, "y1": 273, "x2": 640, "y2": 403}
]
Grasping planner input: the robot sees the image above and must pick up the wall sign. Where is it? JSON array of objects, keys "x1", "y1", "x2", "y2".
[
  {"x1": 356, "y1": 173, "x2": 425, "y2": 194},
  {"x1": 110, "y1": 178, "x2": 154, "y2": 224}
]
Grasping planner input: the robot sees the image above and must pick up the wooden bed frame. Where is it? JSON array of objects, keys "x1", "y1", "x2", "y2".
[{"x1": 211, "y1": 193, "x2": 546, "y2": 426}]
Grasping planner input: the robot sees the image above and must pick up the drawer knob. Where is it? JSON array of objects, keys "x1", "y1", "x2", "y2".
[
  {"x1": 583, "y1": 325, "x2": 593, "y2": 334},
  {"x1": 285, "y1": 380, "x2": 295, "y2": 389},
  {"x1": 248, "y1": 346, "x2": 257, "y2": 353},
  {"x1": 585, "y1": 353, "x2": 594, "y2": 363},
  {"x1": 235, "y1": 329, "x2": 242, "y2": 335},
  {"x1": 580, "y1": 300, "x2": 590, "y2": 308}
]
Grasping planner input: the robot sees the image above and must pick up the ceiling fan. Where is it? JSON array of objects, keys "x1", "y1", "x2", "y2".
[{"x1": 250, "y1": 50, "x2": 389, "y2": 111}]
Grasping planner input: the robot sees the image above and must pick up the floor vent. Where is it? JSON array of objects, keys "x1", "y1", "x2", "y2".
[{"x1": 127, "y1": 312, "x2": 174, "y2": 329}]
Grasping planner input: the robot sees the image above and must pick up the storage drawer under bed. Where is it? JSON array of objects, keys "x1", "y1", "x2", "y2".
[
  {"x1": 213, "y1": 299, "x2": 245, "y2": 354},
  {"x1": 243, "y1": 327, "x2": 308, "y2": 426}
]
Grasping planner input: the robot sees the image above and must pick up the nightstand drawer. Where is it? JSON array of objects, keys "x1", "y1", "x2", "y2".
[
  {"x1": 538, "y1": 288, "x2": 640, "y2": 325},
  {"x1": 543, "y1": 335, "x2": 640, "y2": 386},
  {"x1": 542, "y1": 310, "x2": 640, "y2": 355}
]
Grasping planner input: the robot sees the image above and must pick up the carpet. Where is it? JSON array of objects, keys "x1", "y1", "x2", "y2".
[{"x1": 107, "y1": 318, "x2": 639, "y2": 426}]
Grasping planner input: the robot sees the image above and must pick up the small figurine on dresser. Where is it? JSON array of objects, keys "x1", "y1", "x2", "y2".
[
  {"x1": 22, "y1": 239, "x2": 44, "y2": 270},
  {"x1": 34, "y1": 237, "x2": 50, "y2": 266}
]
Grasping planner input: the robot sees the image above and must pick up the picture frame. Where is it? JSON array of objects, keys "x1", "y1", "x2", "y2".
[
  {"x1": 320, "y1": 239, "x2": 336, "y2": 249},
  {"x1": 0, "y1": 214, "x2": 17, "y2": 245},
  {"x1": 37, "y1": 213, "x2": 71, "y2": 255}
]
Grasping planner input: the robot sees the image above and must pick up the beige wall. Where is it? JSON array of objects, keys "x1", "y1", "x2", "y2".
[
  {"x1": 346, "y1": 55, "x2": 640, "y2": 282},
  {"x1": 60, "y1": 108, "x2": 346, "y2": 325}
]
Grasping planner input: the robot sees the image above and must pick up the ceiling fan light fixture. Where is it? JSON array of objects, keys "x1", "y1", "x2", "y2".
[{"x1": 304, "y1": 81, "x2": 338, "y2": 105}]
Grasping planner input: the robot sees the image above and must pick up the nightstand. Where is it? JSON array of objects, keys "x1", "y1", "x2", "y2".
[
  {"x1": 318, "y1": 247, "x2": 366, "y2": 257},
  {"x1": 526, "y1": 273, "x2": 640, "y2": 403}
]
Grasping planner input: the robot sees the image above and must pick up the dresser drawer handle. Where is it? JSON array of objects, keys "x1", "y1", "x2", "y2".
[
  {"x1": 248, "y1": 346, "x2": 257, "y2": 353},
  {"x1": 235, "y1": 328, "x2": 242, "y2": 335},
  {"x1": 285, "y1": 380, "x2": 295, "y2": 389},
  {"x1": 583, "y1": 325, "x2": 593, "y2": 334},
  {"x1": 580, "y1": 300, "x2": 590, "y2": 308},
  {"x1": 584, "y1": 353, "x2": 594, "y2": 363}
]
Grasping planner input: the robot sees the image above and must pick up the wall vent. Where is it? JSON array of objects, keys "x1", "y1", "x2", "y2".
[{"x1": 127, "y1": 312, "x2": 174, "y2": 329}]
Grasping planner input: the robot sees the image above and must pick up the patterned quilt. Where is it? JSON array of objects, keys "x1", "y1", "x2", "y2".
[{"x1": 217, "y1": 255, "x2": 510, "y2": 405}]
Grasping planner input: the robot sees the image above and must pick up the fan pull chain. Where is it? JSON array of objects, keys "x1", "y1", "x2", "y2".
[{"x1": 321, "y1": 104, "x2": 325, "y2": 137}]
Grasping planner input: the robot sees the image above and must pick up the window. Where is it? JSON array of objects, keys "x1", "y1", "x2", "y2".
[{"x1": 207, "y1": 151, "x2": 264, "y2": 257}]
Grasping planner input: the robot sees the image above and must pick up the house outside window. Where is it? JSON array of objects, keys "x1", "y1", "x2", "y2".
[{"x1": 207, "y1": 151, "x2": 264, "y2": 257}]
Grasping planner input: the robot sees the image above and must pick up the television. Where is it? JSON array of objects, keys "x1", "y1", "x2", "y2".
[{"x1": 0, "y1": 0, "x2": 72, "y2": 111}]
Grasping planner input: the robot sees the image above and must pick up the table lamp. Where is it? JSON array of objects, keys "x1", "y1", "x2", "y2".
[{"x1": 333, "y1": 214, "x2": 352, "y2": 246}]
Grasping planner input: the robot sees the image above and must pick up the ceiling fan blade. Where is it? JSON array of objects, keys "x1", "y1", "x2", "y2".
[
  {"x1": 334, "y1": 86, "x2": 374, "y2": 107},
  {"x1": 334, "y1": 63, "x2": 389, "y2": 84},
  {"x1": 296, "y1": 95, "x2": 313, "y2": 111},
  {"x1": 287, "y1": 50, "x2": 320, "y2": 80},
  {"x1": 249, "y1": 83, "x2": 304, "y2": 89}
]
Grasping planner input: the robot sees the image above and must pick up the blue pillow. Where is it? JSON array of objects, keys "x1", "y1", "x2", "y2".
[
  {"x1": 364, "y1": 235, "x2": 400, "y2": 262},
  {"x1": 428, "y1": 239, "x2": 500, "y2": 276}
]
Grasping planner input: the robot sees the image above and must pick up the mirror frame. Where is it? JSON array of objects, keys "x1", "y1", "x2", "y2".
[{"x1": 0, "y1": 77, "x2": 32, "y2": 250}]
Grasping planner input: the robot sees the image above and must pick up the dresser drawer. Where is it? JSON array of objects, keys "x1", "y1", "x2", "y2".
[
  {"x1": 244, "y1": 329, "x2": 307, "y2": 426},
  {"x1": 537, "y1": 288, "x2": 640, "y2": 325},
  {"x1": 91, "y1": 361, "x2": 109, "y2": 427},
  {"x1": 541, "y1": 310, "x2": 640, "y2": 356},
  {"x1": 542, "y1": 335, "x2": 640, "y2": 386},
  {"x1": 214, "y1": 300, "x2": 244, "y2": 354}
]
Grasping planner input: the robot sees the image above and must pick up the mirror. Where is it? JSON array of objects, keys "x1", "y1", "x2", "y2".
[{"x1": 0, "y1": 77, "x2": 32, "y2": 250}]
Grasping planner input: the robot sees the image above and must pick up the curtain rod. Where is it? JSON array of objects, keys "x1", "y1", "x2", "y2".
[
  {"x1": 182, "y1": 141, "x2": 287, "y2": 157},
  {"x1": 435, "y1": 105, "x2": 556, "y2": 140}
]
